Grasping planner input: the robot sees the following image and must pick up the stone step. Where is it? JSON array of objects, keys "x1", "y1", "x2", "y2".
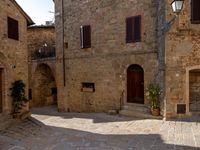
[
  {"x1": 119, "y1": 109, "x2": 162, "y2": 119},
  {"x1": 122, "y1": 103, "x2": 150, "y2": 113}
]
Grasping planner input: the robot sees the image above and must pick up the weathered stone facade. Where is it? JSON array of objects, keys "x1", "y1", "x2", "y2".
[
  {"x1": 55, "y1": 0, "x2": 159, "y2": 112},
  {"x1": 0, "y1": 0, "x2": 33, "y2": 115},
  {"x1": 164, "y1": 0, "x2": 200, "y2": 118},
  {"x1": 27, "y1": 26, "x2": 56, "y2": 107},
  {"x1": 54, "y1": 0, "x2": 200, "y2": 119}
]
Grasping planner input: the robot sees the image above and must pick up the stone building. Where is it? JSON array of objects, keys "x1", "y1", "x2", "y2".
[
  {"x1": 0, "y1": 0, "x2": 34, "y2": 128},
  {"x1": 54, "y1": 0, "x2": 200, "y2": 119},
  {"x1": 163, "y1": 0, "x2": 200, "y2": 118},
  {"x1": 27, "y1": 25, "x2": 57, "y2": 108},
  {"x1": 55, "y1": 0, "x2": 159, "y2": 114}
]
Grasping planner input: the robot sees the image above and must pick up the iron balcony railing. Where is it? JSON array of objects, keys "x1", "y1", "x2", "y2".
[{"x1": 31, "y1": 46, "x2": 56, "y2": 60}]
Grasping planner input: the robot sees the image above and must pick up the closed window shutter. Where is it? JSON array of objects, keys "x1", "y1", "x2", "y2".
[
  {"x1": 7, "y1": 17, "x2": 19, "y2": 40},
  {"x1": 133, "y1": 16, "x2": 141, "y2": 42},
  {"x1": 191, "y1": 0, "x2": 200, "y2": 23},
  {"x1": 80, "y1": 25, "x2": 91, "y2": 48},
  {"x1": 126, "y1": 17, "x2": 134, "y2": 43},
  {"x1": 126, "y1": 15, "x2": 141, "y2": 43}
]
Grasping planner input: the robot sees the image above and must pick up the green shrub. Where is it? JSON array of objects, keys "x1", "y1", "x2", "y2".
[
  {"x1": 10, "y1": 80, "x2": 28, "y2": 114},
  {"x1": 145, "y1": 83, "x2": 161, "y2": 109}
]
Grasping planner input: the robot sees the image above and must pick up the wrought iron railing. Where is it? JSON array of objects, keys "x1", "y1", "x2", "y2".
[{"x1": 31, "y1": 46, "x2": 56, "y2": 60}]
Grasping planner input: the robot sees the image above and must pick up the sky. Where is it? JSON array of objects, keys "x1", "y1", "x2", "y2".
[{"x1": 16, "y1": 0, "x2": 55, "y2": 25}]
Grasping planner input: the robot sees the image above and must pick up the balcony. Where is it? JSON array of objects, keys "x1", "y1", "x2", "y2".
[{"x1": 31, "y1": 45, "x2": 56, "y2": 60}]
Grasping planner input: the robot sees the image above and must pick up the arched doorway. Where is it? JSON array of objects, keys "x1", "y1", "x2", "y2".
[
  {"x1": 31, "y1": 63, "x2": 57, "y2": 107},
  {"x1": 0, "y1": 52, "x2": 8, "y2": 113},
  {"x1": 127, "y1": 64, "x2": 144, "y2": 104},
  {"x1": 189, "y1": 69, "x2": 200, "y2": 112},
  {"x1": 0, "y1": 69, "x2": 2, "y2": 113}
]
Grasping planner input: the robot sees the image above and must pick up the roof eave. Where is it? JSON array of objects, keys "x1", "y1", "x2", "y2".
[{"x1": 12, "y1": 0, "x2": 35, "y2": 26}]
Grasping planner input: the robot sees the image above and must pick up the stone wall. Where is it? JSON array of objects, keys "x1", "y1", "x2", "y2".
[
  {"x1": 165, "y1": 0, "x2": 200, "y2": 118},
  {"x1": 55, "y1": 0, "x2": 159, "y2": 112},
  {"x1": 0, "y1": 0, "x2": 29, "y2": 114}
]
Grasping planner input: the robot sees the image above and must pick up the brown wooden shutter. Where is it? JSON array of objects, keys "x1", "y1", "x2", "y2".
[
  {"x1": 126, "y1": 17, "x2": 134, "y2": 43},
  {"x1": 80, "y1": 25, "x2": 91, "y2": 48},
  {"x1": 7, "y1": 17, "x2": 19, "y2": 40},
  {"x1": 133, "y1": 16, "x2": 141, "y2": 42},
  {"x1": 191, "y1": 0, "x2": 200, "y2": 23},
  {"x1": 126, "y1": 15, "x2": 141, "y2": 43}
]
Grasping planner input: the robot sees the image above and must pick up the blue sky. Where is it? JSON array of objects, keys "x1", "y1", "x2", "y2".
[{"x1": 16, "y1": 0, "x2": 55, "y2": 25}]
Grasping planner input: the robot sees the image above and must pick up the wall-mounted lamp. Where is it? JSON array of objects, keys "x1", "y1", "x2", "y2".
[
  {"x1": 163, "y1": 0, "x2": 184, "y2": 32},
  {"x1": 171, "y1": 0, "x2": 184, "y2": 14}
]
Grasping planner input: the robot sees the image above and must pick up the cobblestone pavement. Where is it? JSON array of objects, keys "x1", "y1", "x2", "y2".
[{"x1": 0, "y1": 106, "x2": 200, "y2": 150}]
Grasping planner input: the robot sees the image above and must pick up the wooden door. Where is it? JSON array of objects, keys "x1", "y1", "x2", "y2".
[
  {"x1": 127, "y1": 65, "x2": 144, "y2": 104},
  {"x1": 0, "y1": 69, "x2": 2, "y2": 113}
]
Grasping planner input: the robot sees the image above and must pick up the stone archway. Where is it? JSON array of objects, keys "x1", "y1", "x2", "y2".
[
  {"x1": 31, "y1": 63, "x2": 57, "y2": 107},
  {"x1": 0, "y1": 52, "x2": 9, "y2": 114},
  {"x1": 189, "y1": 69, "x2": 200, "y2": 112}
]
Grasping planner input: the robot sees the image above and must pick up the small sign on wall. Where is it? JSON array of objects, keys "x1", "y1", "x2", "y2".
[{"x1": 81, "y1": 82, "x2": 95, "y2": 92}]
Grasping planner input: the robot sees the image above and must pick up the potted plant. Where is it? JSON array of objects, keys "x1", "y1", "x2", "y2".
[
  {"x1": 145, "y1": 83, "x2": 161, "y2": 116},
  {"x1": 10, "y1": 80, "x2": 29, "y2": 118}
]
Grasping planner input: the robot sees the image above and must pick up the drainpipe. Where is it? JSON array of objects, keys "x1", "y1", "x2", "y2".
[{"x1": 61, "y1": 0, "x2": 66, "y2": 86}]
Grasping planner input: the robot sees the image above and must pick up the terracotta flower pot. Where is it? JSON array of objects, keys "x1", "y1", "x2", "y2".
[{"x1": 151, "y1": 108, "x2": 160, "y2": 116}]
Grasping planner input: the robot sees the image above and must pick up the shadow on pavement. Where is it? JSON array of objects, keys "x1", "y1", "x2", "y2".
[
  {"x1": 0, "y1": 116, "x2": 198, "y2": 150},
  {"x1": 31, "y1": 106, "x2": 163, "y2": 124}
]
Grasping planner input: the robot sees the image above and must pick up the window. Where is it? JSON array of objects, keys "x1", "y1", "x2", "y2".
[
  {"x1": 29, "y1": 89, "x2": 32, "y2": 100},
  {"x1": 7, "y1": 17, "x2": 19, "y2": 40},
  {"x1": 126, "y1": 15, "x2": 141, "y2": 43},
  {"x1": 80, "y1": 25, "x2": 91, "y2": 48},
  {"x1": 51, "y1": 87, "x2": 57, "y2": 95},
  {"x1": 191, "y1": 0, "x2": 200, "y2": 23},
  {"x1": 81, "y1": 82, "x2": 95, "y2": 92},
  {"x1": 177, "y1": 104, "x2": 186, "y2": 114}
]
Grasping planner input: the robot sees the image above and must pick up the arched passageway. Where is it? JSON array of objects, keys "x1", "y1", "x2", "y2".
[{"x1": 30, "y1": 63, "x2": 57, "y2": 107}]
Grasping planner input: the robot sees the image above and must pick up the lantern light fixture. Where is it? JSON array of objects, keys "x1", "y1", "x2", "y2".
[{"x1": 171, "y1": 0, "x2": 184, "y2": 14}]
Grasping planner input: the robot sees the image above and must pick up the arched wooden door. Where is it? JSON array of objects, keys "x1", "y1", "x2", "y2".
[{"x1": 127, "y1": 64, "x2": 144, "y2": 104}]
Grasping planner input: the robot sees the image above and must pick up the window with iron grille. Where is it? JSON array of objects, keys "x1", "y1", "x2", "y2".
[
  {"x1": 191, "y1": 0, "x2": 200, "y2": 24},
  {"x1": 7, "y1": 17, "x2": 19, "y2": 40},
  {"x1": 126, "y1": 15, "x2": 141, "y2": 43},
  {"x1": 80, "y1": 25, "x2": 91, "y2": 49}
]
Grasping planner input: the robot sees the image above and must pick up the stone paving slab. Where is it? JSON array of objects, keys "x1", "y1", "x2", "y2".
[{"x1": 0, "y1": 106, "x2": 200, "y2": 150}]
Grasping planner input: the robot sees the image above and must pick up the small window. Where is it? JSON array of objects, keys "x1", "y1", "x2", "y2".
[
  {"x1": 191, "y1": 0, "x2": 200, "y2": 24},
  {"x1": 126, "y1": 15, "x2": 141, "y2": 43},
  {"x1": 81, "y1": 82, "x2": 95, "y2": 92},
  {"x1": 80, "y1": 25, "x2": 91, "y2": 49},
  {"x1": 7, "y1": 17, "x2": 19, "y2": 40},
  {"x1": 51, "y1": 87, "x2": 57, "y2": 95},
  {"x1": 177, "y1": 104, "x2": 186, "y2": 114},
  {"x1": 29, "y1": 89, "x2": 32, "y2": 100}
]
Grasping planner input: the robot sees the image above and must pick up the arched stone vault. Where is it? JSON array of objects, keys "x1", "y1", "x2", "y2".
[{"x1": 30, "y1": 62, "x2": 57, "y2": 107}]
